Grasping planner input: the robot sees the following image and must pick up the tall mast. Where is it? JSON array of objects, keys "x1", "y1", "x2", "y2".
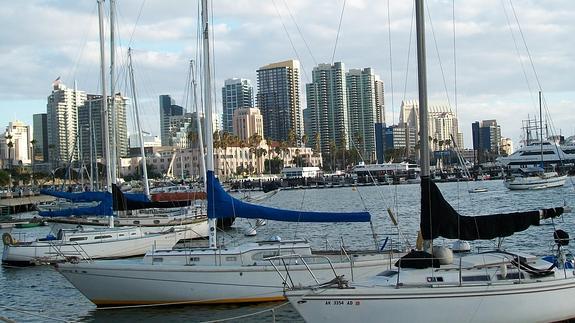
[
  {"x1": 191, "y1": 60, "x2": 206, "y2": 186},
  {"x1": 416, "y1": 0, "x2": 431, "y2": 250},
  {"x1": 110, "y1": 0, "x2": 118, "y2": 184},
  {"x1": 202, "y1": 0, "x2": 217, "y2": 249},
  {"x1": 128, "y1": 48, "x2": 150, "y2": 197},
  {"x1": 97, "y1": 0, "x2": 112, "y2": 192},
  {"x1": 416, "y1": 0, "x2": 429, "y2": 178},
  {"x1": 539, "y1": 91, "x2": 544, "y2": 168}
]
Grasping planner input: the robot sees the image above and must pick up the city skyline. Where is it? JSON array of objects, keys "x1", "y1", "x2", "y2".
[{"x1": 0, "y1": 1, "x2": 574, "y2": 149}]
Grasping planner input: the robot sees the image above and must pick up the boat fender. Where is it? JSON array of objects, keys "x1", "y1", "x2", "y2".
[
  {"x1": 433, "y1": 246, "x2": 453, "y2": 265},
  {"x1": 554, "y1": 230, "x2": 569, "y2": 246},
  {"x1": 2, "y1": 233, "x2": 14, "y2": 246},
  {"x1": 452, "y1": 240, "x2": 471, "y2": 253}
]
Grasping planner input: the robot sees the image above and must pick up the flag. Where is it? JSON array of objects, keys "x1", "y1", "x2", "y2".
[{"x1": 52, "y1": 76, "x2": 61, "y2": 87}]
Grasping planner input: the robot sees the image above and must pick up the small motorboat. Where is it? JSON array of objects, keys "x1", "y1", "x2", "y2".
[{"x1": 468, "y1": 187, "x2": 488, "y2": 193}]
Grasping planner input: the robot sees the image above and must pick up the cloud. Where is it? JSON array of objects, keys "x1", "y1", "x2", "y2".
[{"x1": 0, "y1": 0, "x2": 574, "y2": 149}]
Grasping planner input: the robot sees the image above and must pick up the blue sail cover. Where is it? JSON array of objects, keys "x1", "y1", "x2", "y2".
[
  {"x1": 39, "y1": 198, "x2": 113, "y2": 217},
  {"x1": 40, "y1": 190, "x2": 111, "y2": 202},
  {"x1": 206, "y1": 171, "x2": 370, "y2": 222}
]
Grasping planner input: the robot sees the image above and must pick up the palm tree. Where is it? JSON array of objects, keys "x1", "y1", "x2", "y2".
[{"x1": 5, "y1": 134, "x2": 13, "y2": 170}]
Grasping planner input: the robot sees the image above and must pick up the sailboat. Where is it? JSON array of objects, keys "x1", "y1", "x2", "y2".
[
  {"x1": 284, "y1": 1, "x2": 575, "y2": 322},
  {"x1": 503, "y1": 92, "x2": 567, "y2": 190},
  {"x1": 54, "y1": 0, "x2": 399, "y2": 306}
]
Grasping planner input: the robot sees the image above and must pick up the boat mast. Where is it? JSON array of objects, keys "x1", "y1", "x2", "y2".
[
  {"x1": 128, "y1": 48, "x2": 150, "y2": 197},
  {"x1": 110, "y1": 0, "x2": 118, "y2": 185},
  {"x1": 97, "y1": 0, "x2": 112, "y2": 192},
  {"x1": 416, "y1": 0, "x2": 429, "y2": 178},
  {"x1": 416, "y1": 0, "x2": 431, "y2": 250},
  {"x1": 539, "y1": 91, "x2": 544, "y2": 169},
  {"x1": 191, "y1": 60, "x2": 206, "y2": 186},
  {"x1": 201, "y1": 0, "x2": 217, "y2": 249}
]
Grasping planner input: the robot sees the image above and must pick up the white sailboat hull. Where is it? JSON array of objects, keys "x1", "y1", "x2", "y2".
[
  {"x1": 288, "y1": 276, "x2": 575, "y2": 323},
  {"x1": 2, "y1": 228, "x2": 193, "y2": 266},
  {"x1": 56, "y1": 257, "x2": 392, "y2": 306},
  {"x1": 504, "y1": 174, "x2": 567, "y2": 190}
]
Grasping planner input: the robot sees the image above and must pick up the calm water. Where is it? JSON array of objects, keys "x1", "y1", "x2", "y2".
[{"x1": 1, "y1": 179, "x2": 574, "y2": 322}]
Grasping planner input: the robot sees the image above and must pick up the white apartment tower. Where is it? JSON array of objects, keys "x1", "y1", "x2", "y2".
[
  {"x1": 346, "y1": 68, "x2": 382, "y2": 161},
  {"x1": 46, "y1": 81, "x2": 86, "y2": 164},
  {"x1": 306, "y1": 62, "x2": 349, "y2": 155},
  {"x1": 400, "y1": 100, "x2": 463, "y2": 151},
  {"x1": 1, "y1": 120, "x2": 32, "y2": 166}
]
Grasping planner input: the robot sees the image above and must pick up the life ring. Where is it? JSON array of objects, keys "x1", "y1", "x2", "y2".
[{"x1": 2, "y1": 232, "x2": 14, "y2": 246}]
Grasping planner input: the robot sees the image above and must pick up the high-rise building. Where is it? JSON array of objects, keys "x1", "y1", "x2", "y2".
[
  {"x1": 32, "y1": 113, "x2": 48, "y2": 162},
  {"x1": 400, "y1": 100, "x2": 463, "y2": 151},
  {"x1": 374, "y1": 76, "x2": 385, "y2": 124},
  {"x1": 159, "y1": 95, "x2": 184, "y2": 146},
  {"x1": 472, "y1": 119, "x2": 502, "y2": 161},
  {"x1": 77, "y1": 94, "x2": 128, "y2": 162},
  {"x1": 1, "y1": 120, "x2": 32, "y2": 166},
  {"x1": 222, "y1": 78, "x2": 253, "y2": 134},
  {"x1": 167, "y1": 112, "x2": 205, "y2": 149},
  {"x1": 256, "y1": 60, "x2": 302, "y2": 143},
  {"x1": 46, "y1": 81, "x2": 86, "y2": 164},
  {"x1": 232, "y1": 107, "x2": 264, "y2": 142},
  {"x1": 346, "y1": 67, "x2": 381, "y2": 161},
  {"x1": 306, "y1": 62, "x2": 348, "y2": 156}
]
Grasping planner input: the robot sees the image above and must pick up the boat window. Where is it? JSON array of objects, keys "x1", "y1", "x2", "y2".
[
  {"x1": 426, "y1": 276, "x2": 444, "y2": 282},
  {"x1": 497, "y1": 272, "x2": 525, "y2": 280},
  {"x1": 119, "y1": 234, "x2": 125, "y2": 237},
  {"x1": 377, "y1": 270, "x2": 398, "y2": 277},
  {"x1": 462, "y1": 275, "x2": 491, "y2": 282},
  {"x1": 153, "y1": 220, "x2": 160, "y2": 224},
  {"x1": 69, "y1": 237, "x2": 88, "y2": 242},
  {"x1": 189, "y1": 257, "x2": 200, "y2": 262},
  {"x1": 152, "y1": 258, "x2": 163, "y2": 263},
  {"x1": 91, "y1": 220, "x2": 100, "y2": 223},
  {"x1": 94, "y1": 235, "x2": 113, "y2": 239},
  {"x1": 131, "y1": 233, "x2": 137, "y2": 235},
  {"x1": 133, "y1": 220, "x2": 140, "y2": 225},
  {"x1": 225, "y1": 256, "x2": 237, "y2": 262}
]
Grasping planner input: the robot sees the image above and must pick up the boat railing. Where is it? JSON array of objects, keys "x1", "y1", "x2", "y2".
[
  {"x1": 265, "y1": 254, "x2": 343, "y2": 291},
  {"x1": 48, "y1": 240, "x2": 94, "y2": 264}
]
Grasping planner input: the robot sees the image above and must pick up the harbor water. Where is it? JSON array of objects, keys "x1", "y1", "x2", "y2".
[{"x1": 1, "y1": 179, "x2": 574, "y2": 322}]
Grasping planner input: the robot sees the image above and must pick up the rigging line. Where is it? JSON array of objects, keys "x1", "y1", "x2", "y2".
[
  {"x1": 67, "y1": 3, "x2": 98, "y2": 85},
  {"x1": 281, "y1": 0, "x2": 318, "y2": 66},
  {"x1": 508, "y1": 1, "x2": 560, "y2": 141},
  {"x1": 500, "y1": 0, "x2": 537, "y2": 111},
  {"x1": 424, "y1": 1, "x2": 452, "y2": 109},
  {"x1": 386, "y1": 0, "x2": 395, "y2": 125},
  {"x1": 331, "y1": 0, "x2": 347, "y2": 64},
  {"x1": 127, "y1": 0, "x2": 147, "y2": 47},
  {"x1": 452, "y1": 0, "x2": 459, "y2": 123},
  {"x1": 271, "y1": 0, "x2": 310, "y2": 83},
  {"x1": 210, "y1": 0, "x2": 219, "y2": 117},
  {"x1": 401, "y1": 3, "x2": 415, "y2": 103}
]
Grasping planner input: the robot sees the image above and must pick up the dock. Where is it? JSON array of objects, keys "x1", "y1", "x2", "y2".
[{"x1": 0, "y1": 195, "x2": 56, "y2": 215}]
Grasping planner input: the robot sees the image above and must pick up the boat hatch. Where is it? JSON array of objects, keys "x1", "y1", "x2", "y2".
[
  {"x1": 377, "y1": 270, "x2": 398, "y2": 277},
  {"x1": 462, "y1": 275, "x2": 491, "y2": 282}
]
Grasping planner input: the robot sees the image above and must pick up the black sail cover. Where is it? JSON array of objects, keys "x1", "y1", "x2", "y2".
[{"x1": 420, "y1": 177, "x2": 564, "y2": 240}]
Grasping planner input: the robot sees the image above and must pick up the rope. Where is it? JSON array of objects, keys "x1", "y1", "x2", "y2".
[
  {"x1": 331, "y1": 0, "x2": 347, "y2": 64},
  {"x1": 200, "y1": 301, "x2": 290, "y2": 323},
  {"x1": 0, "y1": 305, "x2": 71, "y2": 323}
]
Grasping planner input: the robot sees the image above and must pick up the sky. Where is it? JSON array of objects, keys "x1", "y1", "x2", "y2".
[{"x1": 0, "y1": 0, "x2": 574, "y2": 149}]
